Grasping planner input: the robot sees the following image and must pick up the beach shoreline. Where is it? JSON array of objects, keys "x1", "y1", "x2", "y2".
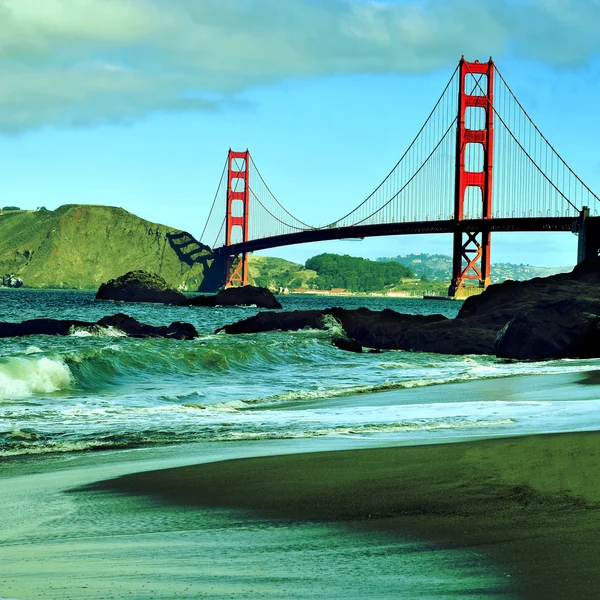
[
  {"x1": 87, "y1": 430, "x2": 600, "y2": 600},
  {"x1": 3, "y1": 370, "x2": 600, "y2": 599}
]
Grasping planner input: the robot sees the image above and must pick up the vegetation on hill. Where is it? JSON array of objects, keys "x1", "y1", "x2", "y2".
[
  {"x1": 305, "y1": 253, "x2": 413, "y2": 292},
  {"x1": 378, "y1": 253, "x2": 570, "y2": 283},
  {"x1": 2, "y1": 205, "x2": 568, "y2": 294},
  {"x1": 0, "y1": 204, "x2": 224, "y2": 290},
  {"x1": 248, "y1": 255, "x2": 316, "y2": 290}
]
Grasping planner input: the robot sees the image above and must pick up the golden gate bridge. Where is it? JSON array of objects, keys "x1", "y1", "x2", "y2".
[{"x1": 199, "y1": 57, "x2": 600, "y2": 297}]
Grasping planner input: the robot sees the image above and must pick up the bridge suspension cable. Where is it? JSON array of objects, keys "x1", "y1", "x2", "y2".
[
  {"x1": 487, "y1": 65, "x2": 598, "y2": 219},
  {"x1": 323, "y1": 64, "x2": 461, "y2": 228},
  {"x1": 245, "y1": 156, "x2": 316, "y2": 242},
  {"x1": 248, "y1": 155, "x2": 315, "y2": 230},
  {"x1": 202, "y1": 57, "x2": 600, "y2": 257},
  {"x1": 199, "y1": 156, "x2": 228, "y2": 248},
  {"x1": 496, "y1": 68, "x2": 600, "y2": 207}
]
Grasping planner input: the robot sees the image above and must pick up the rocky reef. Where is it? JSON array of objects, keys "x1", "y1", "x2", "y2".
[
  {"x1": 97, "y1": 271, "x2": 282, "y2": 309},
  {"x1": 188, "y1": 285, "x2": 282, "y2": 309},
  {"x1": 217, "y1": 260, "x2": 600, "y2": 360},
  {"x1": 96, "y1": 271, "x2": 188, "y2": 304},
  {"x1": 0, "y1": 313, "x2": 197, "y2": 340}
]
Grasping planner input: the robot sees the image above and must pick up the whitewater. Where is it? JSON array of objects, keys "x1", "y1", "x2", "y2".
[{"x1": 2, "y1": 289, "x2": 600, "y2": 458}]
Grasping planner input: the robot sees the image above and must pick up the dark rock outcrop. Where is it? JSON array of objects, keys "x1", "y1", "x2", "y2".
[
  {"x1": 96, "y1": 314, "x2": 198, "y2": 340},
  {"x1": 96, "y1": 273, "x2": 281, "y2": 309},
  {"x1": 217, "y1": 307, "x2": 496, "y2": 355},
  {"x1": 0, "y1": 313, "x2": 197, "y2": 340},
  {"x1": 216, "y1": 260, "x2": 600, "y2": 360},
  {"x1": 332, "y1": 336, "x2": 363, "y2": 353},
  {"x1": 216, "y1": 310, "x2": 325, "y2": 335},
  {"x1": 96, "y1": 271, "x2": 187, "y2": 305},
  {"x1": 189, "y1": 285, "x2": 282, "y2": 309},
  {"x1": 215, "y1": 307, "x2": 491, "y2": 355},
  {"x1": 494, "y1": 299, "x2": 600, "y2": 360}
]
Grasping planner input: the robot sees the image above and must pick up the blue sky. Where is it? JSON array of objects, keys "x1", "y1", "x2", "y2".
[{"x1": 0, "y1": 0, "x2": 599, "y2": 267}]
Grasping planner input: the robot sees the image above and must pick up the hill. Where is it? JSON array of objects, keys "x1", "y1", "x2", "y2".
[
  {"x1": 0, "y1": 205, "x2": 223, "y2": 290},
  {"x1": 248, "y1": 255, "x2": 316, "y2": 290},
  {"x1": 378, "y1": 253, "x2": 570, "y2": 283},
  {"x1": 306, "y1": 253, "x2": 413, "y2": 292},
  {"x1": 248, "y1": 254, "x2": 415, "y2": 293}
]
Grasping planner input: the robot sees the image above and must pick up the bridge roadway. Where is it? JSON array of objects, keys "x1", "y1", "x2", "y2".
[{"x1": 214, "y1": 216, "x2": 591, "y2": 256}]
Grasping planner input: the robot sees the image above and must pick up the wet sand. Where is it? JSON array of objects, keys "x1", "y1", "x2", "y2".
[
  {"x1": 3, "y1": 370, "x2": 600, "y2": 599},
  {"x1": 90, "y1": 431, "x2": 600, "y2": 600},
  {"x1": 1, "y1": 437, "x2": 518, "y2": 600}
]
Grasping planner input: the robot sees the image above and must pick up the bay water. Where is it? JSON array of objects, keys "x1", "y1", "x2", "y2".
[
  {"x1": 2, "y1": 289, "x2": 600, "y2": 458},
  {"x1": 2, "y1": 289, "x2": 600, "y2": 599}
]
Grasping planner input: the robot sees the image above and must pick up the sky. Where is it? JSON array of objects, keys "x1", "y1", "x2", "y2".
[{"x1": 0, "y1": 0, "x2": 599, "y2": 268}]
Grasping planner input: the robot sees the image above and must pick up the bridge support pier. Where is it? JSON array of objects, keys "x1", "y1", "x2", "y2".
[
  {"x1": 226, "y1": 253, "x2": 249, "y2": 287},
  {"x1": 577, "y1": 207, "x2": 600, "y2": 264},
  {"x1": 448, "y1": 229, "x2": 491, "y2": 297}
]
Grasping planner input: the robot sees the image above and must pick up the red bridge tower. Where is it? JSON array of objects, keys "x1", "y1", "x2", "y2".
[
  {"x1": 225, "y1": 149, "x2": 250, "y2": 287},
  {"x1": 448, "y1": 57, "x2": 495, "y2": 297}
]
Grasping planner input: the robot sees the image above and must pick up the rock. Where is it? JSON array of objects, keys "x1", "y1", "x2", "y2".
[
  {"x1": 332, "y1": 336, "x2": 363, "y2": 353},
  {"x1": 0, "y1": 313, "x2": 198, "y2": 340},
  {"x1": 96, "y1": 271, "x2": 187, "y2": 305},
  {"x1": 96, "y1": 273, "x2": 281, "y2": 310},
  {"x1": 189, "y1": 285, "x2": 282, "y2": 309},
  {"x1": 216, "y1": 307, "x2": 497, "y2": 355},
  {"x1": 495, "y1": 300, "x2": 600, "y2": 360},
  {"x1": 215, "y1": 260, "x2": 600, "y2": 359},
  {"x1": 215, "y1": 307, "x2": 491, "y2": 354},
  {"x1": 456, "y1": 258, "x2": 600, "y2": 359},
  {"x1": 0, "y1": 318, "x2": 85, "y2": 337},
  {"x1": 332, "y1": 308, "x2": 449, "y2": 351},
  {"x1": 216, "y1": 310, "x2": 324, "y2": 335},
  {"x1": 457, "y1": 259, "x2": 600, "y2": 330},
  {"x1": 96, "y1": 314, "x2": 198, "y2": 340}
]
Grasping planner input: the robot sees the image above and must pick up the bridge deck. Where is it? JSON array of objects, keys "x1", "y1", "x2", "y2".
[{"x1": 214, "y1": 216, "x2": 585, "y2": 256}]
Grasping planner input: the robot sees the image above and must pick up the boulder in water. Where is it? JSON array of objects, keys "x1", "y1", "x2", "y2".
[
  {"x1": 96, "y1": 271, "x2": 187, "y2": 305},
  {"x1": 216, "y1": 309, "x2": 323, "y2": 335},
  {"x1": 332, "y1": 336, "x2": 363, "y2": 353},
  {"x1": 0, "y1": 313, "x2": 198, "y2": 340},
  {"x1": 188, "y1": 285, "x2": 282, "y2": 309},
  {"x1": 214, "y1": 259, "x2": 600, "y2": 359},
  {"x1": 96, "y1": 314, "x2": 198, "y2": 340}
]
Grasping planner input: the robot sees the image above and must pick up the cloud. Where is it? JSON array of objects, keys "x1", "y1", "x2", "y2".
[{"x1": 0, "y1": 0, "x2": 599, "y2": 132}]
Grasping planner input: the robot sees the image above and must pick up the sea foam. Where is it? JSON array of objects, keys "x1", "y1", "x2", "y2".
[{"x1": 0, "y1": 356, "x2": 73, "y2": 400}]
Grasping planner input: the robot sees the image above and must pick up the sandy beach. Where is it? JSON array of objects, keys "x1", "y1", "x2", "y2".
[
  {"x1": 85, "y1": 431, "x2": 600, "y2": 600},
  {"x1": 3, "y1": 372, "x2": 600, "y2": 599}
]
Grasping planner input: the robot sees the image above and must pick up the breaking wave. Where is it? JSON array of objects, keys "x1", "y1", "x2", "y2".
[{"x1": 0, "y1": 356, "x2": 73, "y2": 401}]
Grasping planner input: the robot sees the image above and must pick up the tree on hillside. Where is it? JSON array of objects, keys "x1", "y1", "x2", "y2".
[{"x1": 305, "y1": 253, "x2": 413, "y2": 292}]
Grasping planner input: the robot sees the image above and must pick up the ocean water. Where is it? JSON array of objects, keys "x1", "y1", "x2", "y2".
[{"x1": 2, "y1": 288, "x2": 600, "y2": 459}]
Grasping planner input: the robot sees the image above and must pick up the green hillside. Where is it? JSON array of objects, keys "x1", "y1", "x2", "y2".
[
  {"x1": 0, "y1": 205, "x2": 224, "y2": 290},
  {"x1": 248, "y1": 255, "x2": 317, "y2": 290},
  {"x1": 306, "y1": 253, "x2": 413, "y2": 292},
  {"x1": 248, "y1": 253, "x2": 416, "y2": 293}
]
